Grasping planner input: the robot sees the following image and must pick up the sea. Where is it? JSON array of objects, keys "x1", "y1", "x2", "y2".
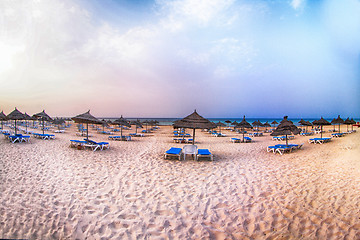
[{"x1": 102, "y1": 118, "x2": 360, "y2": 127}]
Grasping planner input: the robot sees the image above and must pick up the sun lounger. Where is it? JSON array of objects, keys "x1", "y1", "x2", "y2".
[
  {"x1": 8, "y1": 134, "x2": 30, "y2": 143},
  {"x1": 267, "y1": 143, "x2": 303, "y2": 154},
  {"x1": 196, "y1": 149, "x2": 213, "y2": 161},
  {"x1": 331, "y1": 133, "x2": 344, "y2": 138},
  {"x1": 244, "y1": 137, "x2": 252, "y2": 143},
  {"x1": 231, "y1": 138, "x2": 241, "y2": 143},
  {"x1": 164, "y1": 147, "x2": 182, "y2": 160},
  {"x1": 33, "y1": 133, "x2": 55, "y2": 140},
  {"x1": 308, "y1": 138, "x2": 331, "y2": 144},
  {"x1": 85, "y1": 140, "x2": 110, "y2": 151}
]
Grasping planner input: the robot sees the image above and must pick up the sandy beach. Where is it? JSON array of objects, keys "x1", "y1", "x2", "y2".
[{"x1": 1, "y1": 124, "x2": 360, "y2": 239}]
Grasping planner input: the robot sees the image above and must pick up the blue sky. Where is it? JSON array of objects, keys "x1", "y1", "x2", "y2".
[{"x1": 0, "y1": 0, "x2": 359, "y2": 118}]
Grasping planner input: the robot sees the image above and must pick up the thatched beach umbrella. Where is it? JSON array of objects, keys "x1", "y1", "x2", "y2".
[
  {"x1": 53, "y1": 118, "x2": 66, "y2": 130},
  {"x1": 33, "y1": 110, "x2": 53, "y2": 135},
  {"x1": 173, "y1": 110, "x2": 215, "y2": 145},
  {"x1": 131, "y1": 119, "x2": 143, "y2": 134},
  {"x1": 332, "y1": 115, "x2": 344, "y2": 133},
  {"x1": 298, "y1": 119, "x2": 312, "y2": 133},
  {"x1": 252, "y1": 120, "x2": 263, "y2": 132},
  {"x1": 7, "y1": 108, "x2": 25, "y2": 135},
  {"x1": 237, "y1": 115, "x2": 253, "y2": 142},
  {"x1": 72, "y1": 110, "x2": 103, "y2": 141},
  {"x1": 271, "y1": 120, "x2": 278, "y2": 129},
  {"x1": 216, "y1": 121, "x2": 226, "y2": 133},
  {"x1": 231, "y1": 121, "x2": 238, "y2": 131},
  {"x1": 271, "y1": 116, "x2": 300, "y2": 147},
  {"x1": 0, "y1": 111, "x2": 8, "y2": 130},
  {"x1": 113, "y1": 115, "x2": 131, "y2": 138},
  {"x1": 344, "y1": 117, "x2": 352, "y2": 132},
  {"x1": 225, "y1": 120, "x2": 232, "y2": 128},
  {"x1": 312, "y1": 117, "x2": 330, "y2": 139},
  {"x1": 263, "y1": 121, "x2": 271, "y2": 131}
]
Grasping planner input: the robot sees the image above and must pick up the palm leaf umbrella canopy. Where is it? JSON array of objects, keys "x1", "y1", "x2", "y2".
[
  {"x1": 173, "y1": 110, "x2": 215, "y2": 145},
  {"x1": 271, "y1": 116, "x2": 300, "y2": 147},
  {"x1": 7, "y1": 108, "x2": 25, "y2": 135},
  {"x1": 332, "y1": 115, "x2": 344, "y2": 133},
  {"x1": 72, "y1": 110, "x2": 103, "y2": 140},
  {"x1": 231, "y1": 121, "x2": 239, "y2": 131},
  {"x1": 33, "y1": 110, "x2": 53, "y2": 135},
  {"x1": 312, "y1": 117, "x2": 330, "y2": 139},
  {"x1": 271, "y1": 120, "x2": 278, "y2": 129},
  {"x1": 216, "y1": 121, "x2": 226, "y2": 133},
  {"x1": 344, "y1": 117, "x2": 352, "y2": 132},
  {"x1": 131, "y1": 119, "x2": 143, "y2": 134},
  {"x1": 237, "y1": 115, "x2": 253, "y2": 142},
  {"x1": 298, "y1": 119, "x2": 312, "y2": 133},
  {"x1": 53, "y1": 118, "x2": 66, "y2": 130},
  {"x1": 252, "y1": 120, "x2": 263, "y2": 132},
  {"x1": 225, "y1": 120, "x2": 232, "y2": 128},
  {"x1": 113, "y1": 115, "x2": 131, "y2": 138},
  {"x1": 0, "y1": 111, "x2": 8, "y2": 130},
  {"x1": 263, "y1": 121, "x2": 271, "y2": 131}
]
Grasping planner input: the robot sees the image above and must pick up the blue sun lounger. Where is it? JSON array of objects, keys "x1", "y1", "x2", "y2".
[
  {"x1": 231, "y1": 138, "x2": 241, "y2": 143},
  {"x1": 308, "y1": 138, "x2": 331, "y2": 144},
  {"x1": 164, "y1": 147, "x2": 182, "y2": 160},
  {"x1": 8, "y1": 134, "x2": 30, "y2": 143},
  {"x1": 196, "y1": 149, "x2": 213, "y2": 161},
  {"x1": 85, "y1": 140, "x2": 110, "y2": 151}
]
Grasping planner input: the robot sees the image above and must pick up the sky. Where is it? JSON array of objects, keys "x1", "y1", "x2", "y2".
[{"x1": 0, "y1": 0, "x2": 359, "y2": 118}]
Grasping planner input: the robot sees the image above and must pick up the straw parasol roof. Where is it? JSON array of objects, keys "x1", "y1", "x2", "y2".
[
  {"x1": 72, "y1": 110, "x2": 102, "y2": 124},
  {"x1": 0, "y1": 111, "x2": 7, "y2": 120},
  {"x1": 331, "y1": 115, "x2": 344, "y2": 133},
  {"x1": 216, "y1": 121, "x2": 226, "y2": 133},
  {"x1": 34, "y1": 110, "x2": 53, "y2": 135},
  {"x1": 271, "y1": 116, "x2": 300, "y2": 146},
  {"x1": 237, "y1": 116, "x2": 253, "y2": 142},
  {"x1": 7, "y1": 108, "x2": 25, "y2": 135},
  {"x1": 72, "y1": 110, "x2": 102, "y2": 140},
  {"x1": 33, "y1": 110, "x2": 52, "y2": 121},
  {"x1": 173, "y1": 110, "x2": 215, "y2": 144},
  {"x1": 173, "y1": 110, "x2": 215, "y2": 130},
  {"x1": 313, "y1": 117, "x2": 330, "y2": 138},
  {"x1": 7, "y1": 108, "x2": 25, "y2": 120},
  {"x1": 113, "y1": 116, "x2": 131, "y2": 137},
  {"x1": 344, "y1": 117, "x2": 352, "y2": 132}
]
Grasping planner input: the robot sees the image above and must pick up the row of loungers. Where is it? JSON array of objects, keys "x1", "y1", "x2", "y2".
[
  {"x1": 70, "y1": 139, "x2": 109, "y2": 151},
  {"x1": 231, "y1": 137, "x2": 252, "y2": 143},
  {"x1": 164, "y1": 146, "x2": 213, "y2": 161},
  {"x1": 108, "y1": 135, "x2": 132, "y2": 141},
  {"x1": 272, "y1": 136, "x2": 294, "y2": 141},
  {"x1": 173, "y1": 138, "x2": 193, "y2": 144},
  {"x1": 267, "y1": 144, "x2": 303, "y2": 155}
]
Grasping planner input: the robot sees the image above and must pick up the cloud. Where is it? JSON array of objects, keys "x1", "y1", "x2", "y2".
[{"x1": 290, "y1": 0, "x2": 305, "y2": 10}]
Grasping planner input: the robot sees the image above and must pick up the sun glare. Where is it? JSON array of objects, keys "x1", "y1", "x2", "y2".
[{"x1": 0, "y1": 42, "x2": 24, "y2": 73}]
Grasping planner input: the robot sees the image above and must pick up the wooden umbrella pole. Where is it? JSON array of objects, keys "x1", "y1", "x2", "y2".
[
  {"x1": 86, "y1": 123, "x2": 89, "y2": 141},
  {"x1": 193, "y1": 128, "x2": 195, "y2": 145}
]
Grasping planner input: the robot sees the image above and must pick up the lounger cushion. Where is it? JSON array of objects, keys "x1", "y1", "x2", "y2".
[{"x1": 166, "y1": 147, "x2": 182, "y2": 154}]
